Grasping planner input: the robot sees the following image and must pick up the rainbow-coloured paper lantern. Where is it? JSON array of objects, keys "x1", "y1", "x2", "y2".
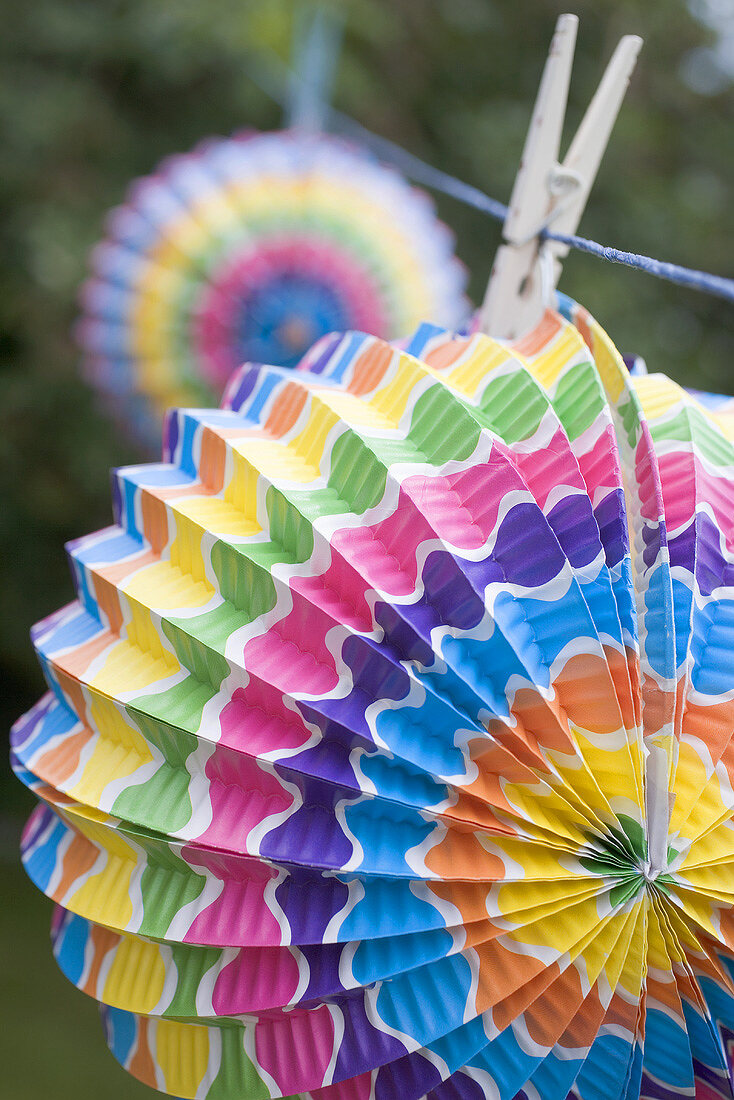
[
  {"x1": 13, "y1": 298, "x2": 734, "y2": 1099},
  {"x1": 76, "y1": 130, "x2": 469, "y2": 444}
]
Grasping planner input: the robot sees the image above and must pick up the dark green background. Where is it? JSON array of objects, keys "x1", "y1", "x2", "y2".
[{"x1": 1, "y1": 1, "x2": 732, "y2": 1096}]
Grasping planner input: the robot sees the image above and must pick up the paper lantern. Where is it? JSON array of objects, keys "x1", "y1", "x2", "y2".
[
  {"x1": 13, "y1": 297, "x2": 734, "y2": 1099},
  {"x1": 76, "y1": 130, "x2": 469, "y2": 444}
]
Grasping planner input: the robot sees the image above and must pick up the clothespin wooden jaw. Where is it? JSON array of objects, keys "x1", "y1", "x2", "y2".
[{"x1": 479, "y1": 14, "x2": 642, "y2": 341}]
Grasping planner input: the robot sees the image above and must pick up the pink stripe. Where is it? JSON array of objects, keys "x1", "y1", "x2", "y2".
[
  {"x1": 512, "y1": 426, "x2": 586, "y2": 509},
  {"x1": 212, "y1": 945, "x2": 300, "y2": 1014},
  {"x1": 182, "y1": 846, "x2": 285, "y2": 947},
  {"x1": 197, "y1": 749, "x2": 296, "y2": 852},
  {"x1": 219, "y1": 685, "x2": 314, "y2": 755},
  {"x1": 255, "y1": 1003, "x2": 336, "y2": 1094}
]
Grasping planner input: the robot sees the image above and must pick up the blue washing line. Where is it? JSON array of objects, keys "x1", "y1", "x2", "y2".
[{"x1": 248, "y1": 49, "x2": 734, "y2": 306}]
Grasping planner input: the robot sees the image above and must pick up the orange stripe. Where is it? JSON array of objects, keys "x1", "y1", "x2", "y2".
[
  {"x1": 573, "y1": 306, "x2": 595, "y2": 356},
  {"x1": 56, "y1": 828, "x2": 98, "y2": 899},
  {"x1": 424, "y1": 829, "x2": 506, "y2": 881},
  {"x1": 54, "y1": 631, "x2": 112, "y2": 683},
  {"x1": 491, "y1": 959, "x2": 562, "y2": 1032},
  {"x1": 140, "y1": 493, "x2": 169, "y2": 555},
  {"x1": 422, "y1": 337, "x2": 470, "y2": 372},
  {"x1": 199, "y1": 427, "x2": 227, "y2": 493},
  {"x1": 40, "y1": 728, "x2": 91, "y2": 787},
  {"x1": 512, "y1": 308, "x2": 562, "y2": 358},
  {"x1": 524, "y1": 964, "x2": 587, "y2": 1047},
  {"x1": 264, "y1": 381, "x2": 308, "y2": 438},
  {"x1": 129, "y1": 1016, "x2": 158, "y2": 1085},
  {"x1": 348, "y1": 342, "x2": 393, "y2": 396},
  {"x1": 95, "y1": 549, "x2": 156, "y2": 586},
  {"x1": 476, "y1": 936, "x2": 549, "y2": 1013},
  {"x1": 83, "y1": 922, "x2": 119, "y2": 997}
]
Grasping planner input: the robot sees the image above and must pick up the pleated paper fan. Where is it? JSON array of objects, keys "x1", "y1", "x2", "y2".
[
  {"x1": 76, "y1": 130, "x2": 469, "y2": 445},
  {"x1": 13, "y1": 296, "x2": 734, "y2": 1100}
]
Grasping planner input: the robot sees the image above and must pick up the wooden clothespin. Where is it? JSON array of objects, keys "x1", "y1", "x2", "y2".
[{"x1": 479, "y1": 14, "x2": 642, "y2": 340}]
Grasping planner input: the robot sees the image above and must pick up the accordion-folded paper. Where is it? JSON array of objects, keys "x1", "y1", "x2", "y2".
[
  {"x1": 13, "y1": 295, "x2": 734, "y2": 1098},
  {"x1": 76, "y1": 130, "x2": 468, "y2": 444}
]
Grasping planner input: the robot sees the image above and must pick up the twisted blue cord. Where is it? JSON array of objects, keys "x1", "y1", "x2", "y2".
[
  {"x1": 331, "y1": 107, "x2": 734, "y2": 305},
  {"x1": 541, "y1": 229, "x2": 734, "y2": 303},
  {"x1": 248, "y1": 52, "x2": 734, "y2": 305}
]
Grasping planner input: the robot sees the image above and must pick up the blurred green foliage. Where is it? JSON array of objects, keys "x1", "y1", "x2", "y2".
[{"x1": 1, "y1": 1, "x2": 732, "y2": 1096}]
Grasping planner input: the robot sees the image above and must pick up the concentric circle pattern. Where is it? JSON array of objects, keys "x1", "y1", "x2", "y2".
[
  {"x1": 76, "y1": 130, "x2": 469, "y2": 444},
  {"x1": 13, "y1": 295, "x2": 734, "y2": 1099}
]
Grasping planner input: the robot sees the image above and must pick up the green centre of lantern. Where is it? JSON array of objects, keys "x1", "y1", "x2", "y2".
[{"x1": 578, "y1": 815, "x2": 677, "y2": 905}]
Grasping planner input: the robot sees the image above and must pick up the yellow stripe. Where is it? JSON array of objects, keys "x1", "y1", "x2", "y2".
[
  {"x1": 69, "y1": 695, "x2": 153, "y2": 808},
  {"x1": 445, "y1": 343, "x2": 515, "y2": 397},
  {"x1": 632, "y1": 374, "x2": 685, "y2": 420},
  {"x1": 123, "y1": 559, "x2": 213, "y2": 609},
  {"x1": 530, "y1": 325, "x2": 583, "y2": 389},
  {"x1": 156, "y1": 1018, "x2": 210, "y2": 1095},
  {"x1": 371, "y1": 354, "x2": 426, "y2": 425},
  {"x1": 102, "y1": 934, "x2": 166, "y2": 1015},
  {"x1": 90, "y1": 633, "x2": 180, "y2": 696}
]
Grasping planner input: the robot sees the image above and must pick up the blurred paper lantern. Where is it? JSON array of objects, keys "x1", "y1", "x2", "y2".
[
  {"x1": 13, "y1": 299, "x2": 734, "y2": 1099},
  {"x1": 76, "y1": 130, "x2": 469, "y2": 445}
]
